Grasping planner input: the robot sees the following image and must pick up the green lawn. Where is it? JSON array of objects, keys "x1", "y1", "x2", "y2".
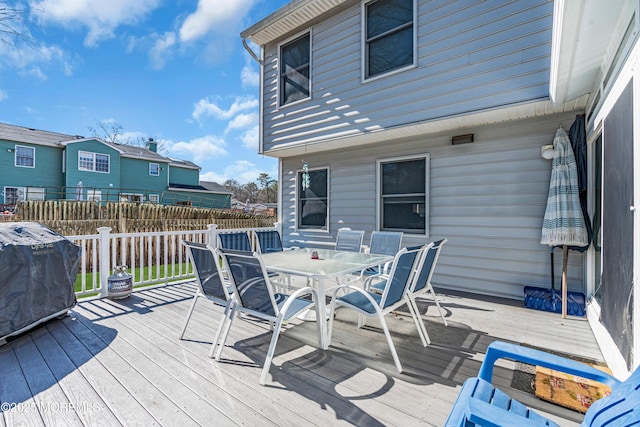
[{"x1": 74, "y1": 263, "x2": 193, "y2": 293}]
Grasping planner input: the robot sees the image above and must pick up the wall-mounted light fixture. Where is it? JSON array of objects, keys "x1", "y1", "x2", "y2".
[
  {"x1": 451, "y1": 134, "x2": 474, "y2": 145},
  {"x1": 541, "y1": 144, "x2": 554, "y2": 159},
  {"x1": 7, "y1": 148, "x2": 14, "y2": 153}
]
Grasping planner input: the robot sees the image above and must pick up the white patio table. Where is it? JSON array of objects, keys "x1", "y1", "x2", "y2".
[{"x1": 260, "y1": 247, "x2": 394, "y2": 350}]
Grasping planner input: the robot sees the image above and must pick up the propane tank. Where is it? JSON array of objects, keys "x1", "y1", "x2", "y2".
[{"x1": 107, "y1": 265, "x2": 132, "y2": 299}]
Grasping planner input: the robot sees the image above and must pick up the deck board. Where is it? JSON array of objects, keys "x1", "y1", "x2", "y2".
[{"x1": 0, "y1": 282, "x2": 602, "y2": 426}]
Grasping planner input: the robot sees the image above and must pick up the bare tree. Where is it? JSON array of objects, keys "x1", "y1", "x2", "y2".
[
  {"x1": 0, "y1": 5, "x2": 33, "y2": 47},
  {"x1": 88, "y1": 120, "x2": 125, "y2": 143}
]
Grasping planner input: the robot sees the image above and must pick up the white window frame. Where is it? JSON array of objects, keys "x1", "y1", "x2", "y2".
[
  {"x1": 87, "y1": 190, "x2": 102, "y2": 202},
  {"x1": 14, "y1": 145, "x2": 35, "y2": 168},
  {"x1": 26, "y1": 187, "x2": 45, "y2": 201},
  {"x1": 149, "y1": 194, "x2": 160, "y2": 204},
  {"x1": 278, "y1": 30, "x2": 312, "y2": 108},
  {"x1": 296, "y1": 166, "x2": 330, "y2": 231},
  {"x1": 376, "y1": 153, "x2": 430, "y2": 235},
  {"x1": 149, "y1": 163, "x2": 160, "y2": 176},
  {"x1": 78, "y1": 150, "x2": 110, "y2": 173},
  {"x1": 119, "y1": 193, "x2": 144, "y2": 203},
  {"x1": 3, "y1": 186, "x2": 25, "y2": 205},
  {"x1": 361, "y1": 0, "x2": 417, "y2": 83}
]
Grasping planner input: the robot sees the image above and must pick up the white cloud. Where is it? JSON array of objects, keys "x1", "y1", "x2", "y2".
[
  {"x1": 241, "y1": 126, "x2": 259, "y2": 151},
  {"x1": 241, "y1": 63, "x2": 259, "y2": 87},
  {"x1": 192, "y1": 96, "x2": 258, "y2": 123},
  {"x1": 149, "y1": 32, "x2": 176, "y2": 70},
  {"x1": 169, "y1": 135, "x2": 228, "y2": 164},
  {"x1": 226, "y1": 112, "x2": 258, "y2": 133},
  {"x1": 30, "y1": 0, "x2": 162, "y2": 47},
  {"x1": 178, "y1": 0, "x2": 257, "y2": 43},
  {"x1": 0, "y1": 90, "x2": 7, "y2": 101},
  {"x1": 0, "y1": 42, "x2": 66, "y2": 73},
  {"x1": 199, "y1": 159, "x2": 263, "y2": 185}
]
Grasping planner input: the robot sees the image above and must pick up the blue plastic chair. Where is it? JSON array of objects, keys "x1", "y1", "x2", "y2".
[
  {"x1": 327, "y1": 246, "x2": 423, "y2": 373},
  {"x1": 445, "y1": 341, "x2": 639, "y2": 426},
  {"x1": 212, "y1": 249, "x2": 323, "y2": 385},
  {"x1": 217, "y1": 231, "x2": 252, "y2": 252},
  {"x1": 179, "y1": 241, "x2": 233, "y2": 357},
  {"x1": 335, "y1": 229, "x2": 365, "y2": 252}
]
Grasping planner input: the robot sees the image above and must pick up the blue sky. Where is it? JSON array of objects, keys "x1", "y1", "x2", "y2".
[{"x1": 0, "y1": 0, "x2": 290, "y2": 184}]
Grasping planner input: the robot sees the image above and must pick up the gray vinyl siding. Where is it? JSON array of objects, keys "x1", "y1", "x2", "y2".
[
  {"x1": 261, "y1": 0, "x2": 553, "y2": 151},
  {"x1": 280, "y1": 113, "x2": 584, "y2": 300}
]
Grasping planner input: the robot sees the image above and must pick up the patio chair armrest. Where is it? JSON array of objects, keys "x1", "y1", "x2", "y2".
[
  {"x1": 479, "y1": 341, "x2": 619, "y2": 387},
  {"x1": 464, "y1": 398, "x2": 557, "y2": 427},
  {"x1": 279, "y1": 286, "x2": 318, "y2": 315},
  {"x1": 362, "y1": 273, "x2": 389, "y2": 289}
]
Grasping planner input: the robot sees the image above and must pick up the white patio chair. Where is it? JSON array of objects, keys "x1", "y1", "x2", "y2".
[
  {"x1": 212, "y1": 249, "x2": 323, "y2": 385},
  {"x1": 359, "y1": 231, "x2": 403, "y2": 278},
  {"x1": 407, "y1": 239, "x2": 448, "y2": 335},
  {"x1": 179, "y1": 241, "x2": 233, "y2": 357},
  {"x1": 335, "y1": 229, "x2": 365, "y2": 252},
  {"x1": 327, "y1": 246, "x2": 423, "y2": 373}
]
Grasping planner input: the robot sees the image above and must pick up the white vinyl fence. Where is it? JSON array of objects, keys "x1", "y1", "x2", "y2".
[{"x1": 67, "y1": 223, "x2": 280, "y2": 298}]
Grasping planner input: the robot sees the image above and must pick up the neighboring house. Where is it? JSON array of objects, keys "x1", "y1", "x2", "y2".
[
  {"x1": 242, "y1": 0, "x2": 639, "y2": 375},
  {"x1": 0, "y1": 123, "x2": 230, "y2": 209}
]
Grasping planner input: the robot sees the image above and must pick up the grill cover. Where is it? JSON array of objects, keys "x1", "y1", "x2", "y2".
[{"x1": 0, "y1": 222, "x2": 80, "y2": 341}]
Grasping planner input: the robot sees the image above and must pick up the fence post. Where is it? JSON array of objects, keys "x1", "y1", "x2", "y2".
[
  {"x1": 98, "y1": 226, "x2": 112, "y2": 298},
  {"x1": 208, "y1": 223, "x2": 218, "y2": 248}
]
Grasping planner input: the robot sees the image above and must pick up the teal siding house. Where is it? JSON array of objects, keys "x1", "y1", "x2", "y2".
[{"x1": 0, "y1": 123, "x2": 230, "y2": 209}]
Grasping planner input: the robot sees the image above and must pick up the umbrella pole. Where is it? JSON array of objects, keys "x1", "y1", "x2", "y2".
[
  {"x1": 561, "y1": 245, "x2": 569, "y2": 319},
  {"x1": 550, "y1": 247, "x2": 555, "y2": 291}
]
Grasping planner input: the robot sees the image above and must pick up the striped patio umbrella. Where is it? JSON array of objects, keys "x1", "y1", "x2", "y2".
[{"x1": 540, "y1": 127, "x2": 588, "y2": 317}]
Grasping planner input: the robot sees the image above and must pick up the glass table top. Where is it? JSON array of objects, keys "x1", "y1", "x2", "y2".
[{"x1": 260, "y1": 248, "x2": 393, "y2": 278}]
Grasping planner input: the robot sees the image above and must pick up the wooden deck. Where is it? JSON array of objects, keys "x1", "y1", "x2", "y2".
[{"x1": 0, "y1": 282, "x2": 603, "y2": 426}]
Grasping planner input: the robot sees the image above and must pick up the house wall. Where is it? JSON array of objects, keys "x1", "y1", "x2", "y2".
[
  {"x1": 279, "y1": 112, "x2": 584, "y2": 299},
  {"x1": 120, "y1": 157, "x2": 168, "y2": 194},
  {"x1": 169, "y1": 166, "x2": 199, "y2": 186},
  {"x1": 261, "y1": 0, "x2": 553, "y2": 152},
  {"x1": 64, "y1": 139, "x2": 121, "y2": 200},
  {"x1": 0, "y1": 140, "x2": 64, "y2": 201}
]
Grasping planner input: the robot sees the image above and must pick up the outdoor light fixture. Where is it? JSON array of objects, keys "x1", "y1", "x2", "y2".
[
  {"x1": 451, "y1": 134, "x2": 474, "y2": 145},
  {"x1": 7, "y1": 148, "x2": 14, "y2": 153},
  {"x1": 541, "y1": 144, "x2": 555, "y2": 159}
]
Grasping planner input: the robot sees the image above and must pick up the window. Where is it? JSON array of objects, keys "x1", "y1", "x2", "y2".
[
  {"x1": 149, "y1": 163, "x2": 160, "y2": 176},
  {"x1": 87, "y1": 190, "x2": 102, "y2": 202},
  {"x1": 15, "y1": 145, "x2": 35, "y2": 168},
  {"x1": 26, "y1": 187, "x2": 45, "y2": 201},
  {"x1": 3, "y1": 187, "x2": 24, "y2": 205},
  {"x1": 280, "y1": 32, "x2": 311, "y2": 106},
  {"x1": 78, "y1": 150, "x2": 110, "y2": 173},
  {"x1": 149, "y1": 194, "x2": 160, "y2": 204},
  {"x1": 119, "y1": 193, "x2": 144, "y2": 203},
  {"x1": 298, "y1": 167, "x2": 328, "y2": 230},
  {"x1": 364, "y1": 0, "x2": 415, "y2": 79},
  {"x1": 378, "y1": 155, "x2": 429, "y2": 234}
]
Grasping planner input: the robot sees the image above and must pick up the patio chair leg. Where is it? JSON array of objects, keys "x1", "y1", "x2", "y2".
[
  {"x1": 407, "y1": 298, "x2": 430, "y2": 347},
  {"x1": 209, "y1": 302, "x2": 232, "y2": 358},
  {"x1": 377, "y1": 312, "x2": 402, "y2": 373},
  {"x1": 428, "y1": 285, "x2": 448, "y2": 326},
  {"x1": 327, "y1": 298, "x2": 338, "y2": 347},
  {"x1": 180, "y1": 294, "x2": 200, "y2": 339},
  {"x1": 357, "y1": 313, "x2": 366, "y2": 328},
  {"x1": 213, "y1": 306, "x2": 237, "y2": 361},
  {"x1": 260, "y1": 317, "x2": 285, "y2": 385}
]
